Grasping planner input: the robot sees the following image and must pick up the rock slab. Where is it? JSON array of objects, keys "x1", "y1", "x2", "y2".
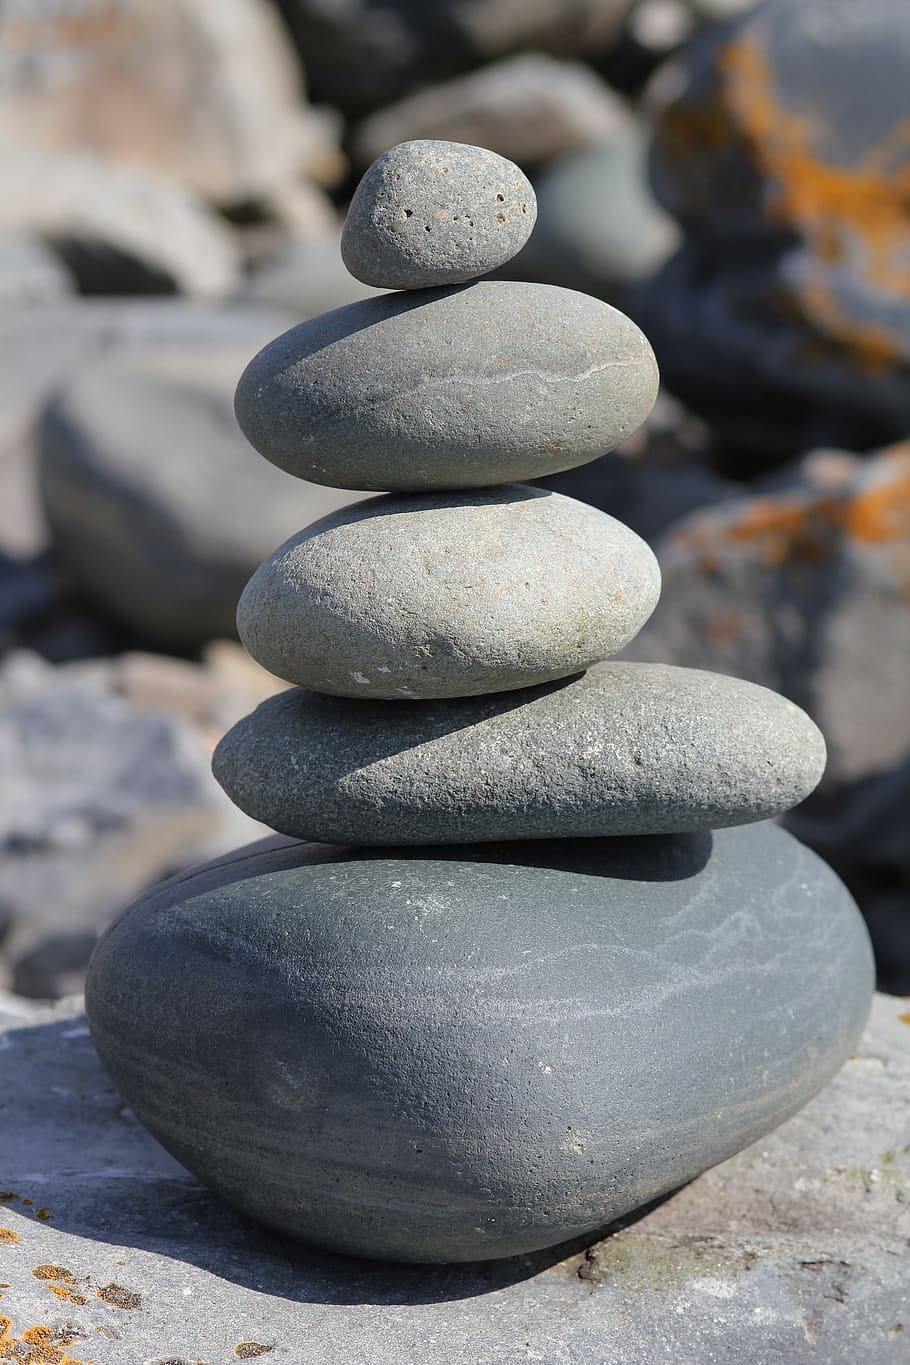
[
  {"x1": 238, "y1": 486, "x2": 660, "y2": 698},
  {"x1": 85, "y1": 823, "x2": 872, "y2": 1263},
  {"x1": 342, "y1": 140, "x2": 537, "y2": 290},
  {"x1": 234, "y1": 281, "x2": 659, "y2": 490},
  {"x1": 213, "y1": 661, "x2": 826, "y2": 844}
]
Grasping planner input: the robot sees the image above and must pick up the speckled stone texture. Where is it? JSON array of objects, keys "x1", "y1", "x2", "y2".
[
  {"x1": 212, "y1": 662, "x2": 827, "y2": 845},
  {"x1": 233, "y1": 282, "x2": 659, "y2": 490},
  {"x1": 85, "y1": 823, "x2": 873, "y2": 1264},
  {"x1": 237, "y1": 485, "x2": 660, "y2": 698},
  {"x1": 341, "y1": 140, "x2": 537, "y2": 289}
]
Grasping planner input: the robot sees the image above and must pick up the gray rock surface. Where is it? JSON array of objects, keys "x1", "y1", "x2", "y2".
[
  {"x1": 353, "y1": 53, "x2": 629, "y2": 169},
  {"x1": 234, "y1": 282, "x2": 659, "y2": 491},
  {"x1": 238, "y1": 486, "x2": 660, "y2": 699},
  {"x1": 39, "y1": 340, "x2": 373, "y2": 649},
  {"x1": 342, "y1": 140, "x2": 537, "y2": 290},
  {"x1": 86, "y1": 823, "x2": 872, "y2": 1263},
  {"x1": 0, "y1": 233, "x2": 73, "y2": 305},
  {"x1": 1, "y1": 988, "x2": 907, "y2": 1360},
  {"x1": 506, "y1": 122, "x2": 678, "y2": 299},
  {"x1": 213, "y1": 662, "x2": 826, "y2": 844}
]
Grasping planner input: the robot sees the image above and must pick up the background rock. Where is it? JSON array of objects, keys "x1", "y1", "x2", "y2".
[
  {"x1": 505, "y1": 120, "x2": 678, "y2": 300},
  {"x1": 636, "y1": 0, "x2": 910, "y2": 464},
  {"x1": 274, "y1": 0, "x2": 635, "y2": 117},
  {"x1": 39, "y1": 336, "x2": 373, "y2": 649},
  {"x1": 0, "y1": 151, "x2": 239, "y2": 299},
  {"x1": 0, "y1": 0, "x2": 340, "y2": 206},
  {"x1": 0, "y1": 989, "x2": 905, "y2": 1360},
  {"x1": 353, "y1": 54, "x2": 628, "y2": 169}
]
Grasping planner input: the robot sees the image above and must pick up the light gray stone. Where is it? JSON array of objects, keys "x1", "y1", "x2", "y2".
[
  {"x1": 342, "y1": 140, "x2": 537, "y2": 290},
  {"x1": 86, "y1": 823, "x2": 872, "y2": 1263},
  {"x1": 0, "y1": 150, "x2": 239, "y2": 299},
  {"x1": 213, "y1": 661, "x2": 826, "y2": 844},
  {"x1": 353, "y1": 53, "x2": 629, "y2": 169},
  {"x1": 0, "y1": 987, "x2": 905, "y2": 1361},
  {"x1": 234, "y1": 282, "x2": 659, "y2": 491},
  {"x1": 238, "y1": 486, "x2": 660, "y2": 699},
  {"x1": 39, "y1": 339, "x2": 373, "y2": 649}
]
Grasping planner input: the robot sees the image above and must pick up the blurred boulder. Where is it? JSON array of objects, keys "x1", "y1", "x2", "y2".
[
  {"x1": 0, "y1": 0, "x2": 340, "y2": 206},
  {"x1": 0, "y1": 232, "x2": 72, "y2": 305},
  {"x1": 505, "y1": 120, "x2": 678, "y2": 299},
  {"x1": 0, "y1": 151, "x2": 239, "y2": 298},
  {"x1": 38, "y1": 335, "x2": 373, "y2": 649},
  {"x1": 275, "y1": 0, "x2": 635, "y2": 117},
  {"x1": 636, "y1": 0, "x2": 910, "y2": 463},
  {"x1": 242, "y1": 231, "x2": 384, "y2": 318},
  {"x1": 0, "y1": 301, "x2": 295, "y2": 564},
  {"x1": 0, "y1": 652, "x2": 222, "y2": 995},
  {"x1": 633, "y1": 440, "x2": 910, "y2": 788},
  {"x1": 354, "y1": 53, "x2": 627, "y2": 169}
]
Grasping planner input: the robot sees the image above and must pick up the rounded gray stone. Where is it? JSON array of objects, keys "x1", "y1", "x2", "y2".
[
  {"x1": 237, "y1": 485, "x2": 661, "y2": 699},
  {"x1": 341, "y1": 139, "x2": 537, "y2": 289},
  {"x1": 85, "y1": 822, "x2": 874, "y2": 1263},
  {"x1": 212, "y1": 661, "x2": 827, "y2": 844},
  {"x1": 233, "y1": 281, "x2": 659, "y2": 491}
]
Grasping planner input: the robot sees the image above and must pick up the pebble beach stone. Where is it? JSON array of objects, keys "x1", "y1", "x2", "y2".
[
  {"x1": 85, "y1": 822, "x2": 873, "y2": 1263},
  {"x1": 212, "y1": 662, "x2": 827, "y2": 844},
  {"x1": 237, "y1": 486, "x2": 660, "y2": 698},
  {"x1": 342, "y1": 140, "x2": 537, "y2": 289},
  {"x1": 233, "y1": 281, "x2": 659, "y2": 490}
]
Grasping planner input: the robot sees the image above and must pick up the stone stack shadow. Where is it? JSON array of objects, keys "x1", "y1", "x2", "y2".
[{"x1": 85, "y1": 140, "x2": 875, "y2": 1266}]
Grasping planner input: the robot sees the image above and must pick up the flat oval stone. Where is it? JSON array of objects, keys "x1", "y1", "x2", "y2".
[
  {"x1": 237, "y1": 486, "x2": 661, "y2": 698},
  {"x1": 85, "y1": 824, "x2": 873, "y2": 1263},
  {"x1": 341, "y1": 140, "x2": 537, "y2": 289},
  {"x1": 212, "y1": 662, "x2": 827, "y2": 844},
  {"x1": 233, "y1": 282, "x2": 659, "y2": 491}
]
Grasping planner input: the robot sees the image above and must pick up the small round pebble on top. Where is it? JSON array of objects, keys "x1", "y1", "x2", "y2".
[{"x1": 341, "y1": 140, "x2": 538, "y2": 290}]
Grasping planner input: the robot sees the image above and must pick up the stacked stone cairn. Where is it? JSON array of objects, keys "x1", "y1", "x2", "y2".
[{"x1": 87, "y1": 142, "x2": 874, "y2": 1265}]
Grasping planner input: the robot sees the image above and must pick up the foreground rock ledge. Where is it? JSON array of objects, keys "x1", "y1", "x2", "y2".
[{"x1": 0, "y1": 992, "x2": 906, "y2": 1362}]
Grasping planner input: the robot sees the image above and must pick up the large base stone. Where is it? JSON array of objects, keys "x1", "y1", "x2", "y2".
[
  {"x1": 0, "y1": 990, "x2": 906, "y2": 1362},
  {"x1": 85, "y1": 825, "x2": 871, "y2": 1263}
]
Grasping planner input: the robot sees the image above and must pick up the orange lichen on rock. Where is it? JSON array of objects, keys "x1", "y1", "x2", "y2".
[
  {"x1": 673, "y1": 443, "x2": 910, "y2": 572},
  {"x1": 717, "y1": 35, "x2": 910, "y2": 368},
  {"x1": 29, "y1": 1269, "x2": 74, "y2": 1286},
  {"x1": 0, "y1": 1233, "x2": 18, "y2": 1248},
  {"x1": 45, "y1": 1288, "x2": 87, "y2": 1309},
  {"x1": 0, "y1": 1315, "x2": 88, "y2": 1365}
]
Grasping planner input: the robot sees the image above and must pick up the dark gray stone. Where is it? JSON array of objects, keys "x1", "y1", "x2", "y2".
[
  {"x1": 213, "y1": 661, "x2": 826, "y2": 844},
  {"x1": 233, "y1": 282, "x2": 659, "y2": 491},
  {"x1": 2, "y1": 987, "x2": 905, "y2": 1360},
  {"x1": 237, "y1": 486, "x2": 660, "y2": 698},
  {"x1": 342, "y1": 140, "x2": 537, "y2": 289},
  {"x1": 85, "y1": 823, "x2": 873, "y2": 1263},
  {"x1": 39, "y1": 339, "x2": 373, "y2": 649}
]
